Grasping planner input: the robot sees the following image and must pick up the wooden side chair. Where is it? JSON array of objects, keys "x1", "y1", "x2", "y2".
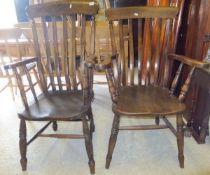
[
  {"x1": 0, "y1": 28, "x2": 40, "y2": 100},
  {"x1": 99, "y1": 0, "x2": 208, "y2": 169},
  {"x1": 4, "y1": 1, "x2": 98, "y2": 174}
]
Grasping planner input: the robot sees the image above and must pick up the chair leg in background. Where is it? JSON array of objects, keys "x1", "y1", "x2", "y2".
[
  {"x1": 52, "y1": 121, "x2": 58, "y2": 131},
  {"x1": 83, "y1": 118, "x2": 95, "y2": 174},
  {"x1": 8, "y1": 77, "x2": 15, "y2": 100},
  {"x1": 176, "y1": 114, "x2": 184, "y2": 168},
  {"x1": 155, "y1": 116, "x2": 160, "y2": 125},
  {"x1": 19, "y1": 119, "x2": 27, "y2": 171},
  {"x1": 105, "y1": 114, "x2": 120, "y2": 169}
]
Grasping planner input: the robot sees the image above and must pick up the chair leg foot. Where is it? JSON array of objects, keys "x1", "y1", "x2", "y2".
[
  {"x1": 178, "y1": 155, "x2": 184, "y2": 168},
  {"x1": 52, "y1": 121, "x2": 58, "y2": 131},
  {"x1": 105, "y1": 114, "x2": 120, "y2": 169},
  {"x1": 83, "y1": 118, "x2": 95, "y2": 174},
  {"x1": 105, "y1": 156, "x2": 112, "y2": 169},
  {"x1": 176, "y1": 114, "x2": 184, "y2": 168},
  {"x1": 89, "y1": 160, "x2": 95, "y2": 174},
  {"x1": 19, "y1": 119, "x2": 27, "y2": 171},
  {"x1": 20, "y1": 159, "x2": 27, "y2": 171}
]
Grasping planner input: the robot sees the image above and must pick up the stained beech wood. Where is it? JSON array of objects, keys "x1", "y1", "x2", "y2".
[
  {"x1": 103, "y1": 0, "x2": 207, "y2": 170},
  {"x1": 5, "y1": 1, "x2": 98, "y2": 174}
]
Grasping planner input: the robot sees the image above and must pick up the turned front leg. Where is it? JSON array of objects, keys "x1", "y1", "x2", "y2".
[
  {"x1": 176, "y1": 114, "x2": 184, "y2": 168},
  {"x1": 19, "y1": 119, "x2": 27, "y2": 171},
  {"x1": 106, "y1": 114, "x2": 120, "y2": 169},
  {"x1": 83, "y1": 118, "x2": 95, "y2": 174}
]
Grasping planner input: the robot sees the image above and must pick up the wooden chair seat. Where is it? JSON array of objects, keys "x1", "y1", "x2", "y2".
[
  {"x1": 19, "y1": 91, "x2": 89, "y2": 121},
  {"x1": 114, "y1": 86, "x2": 185, "y2": 116}
]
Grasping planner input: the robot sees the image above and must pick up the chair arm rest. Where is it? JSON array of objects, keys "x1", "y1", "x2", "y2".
[
  {"x1": 4, "y1": 57, "x2": 38, "y2": 70},
  {"x1": 168, "y1": 54, "x2": 209, "y2": 68}
]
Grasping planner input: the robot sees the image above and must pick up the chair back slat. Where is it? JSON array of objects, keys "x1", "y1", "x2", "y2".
[
  {"x1": 171, "y1": 0, "x2": 185, "y2": 48},
  {"x1": 163, "y1": 19, "x2": 174, "y2": 87},
  {"x1": 80, "y1": 15, "x2": 86, "y2": 64},
  {"x1": 109, "y1": 21, "x2": 117, "y2": 56},
  {"x1": 143, "y1": 18, "x2": 152, "y2": 86},
  {"x1": 90, "y1": 17, "x2": 95, "y2": 55},
  {"x1": 118, "y1": 20, "x2": 124, "y2": 86},
  {"x1": 152, "y1": 18, "x2": 161, "y2": 85},
  {"x1": 70, "y1": 15, "x2": 77, "y2": 90},
  {"x1": 128, "y1": 19, "x2": 134, "y2": 86},
  {"x1": 41, "y1": 17, "x2": 56, "y2": 91},
  {"x1": 105, "y1": 0, "x2": 111, "y2": 9},
  {"x1": 52, "y1": 16, "x2": 62, "y2": 91},
  {"x1": 31, "y1": 19, "x2": 47, "y2": 92},
  {"x1": 62, "y1": 15, "x2": 71, "y2": 91},
  {"x1": 137, "y1": 19, "x2": 143, "y2": 85}
]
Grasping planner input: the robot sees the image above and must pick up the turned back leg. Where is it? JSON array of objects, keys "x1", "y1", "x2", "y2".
[
  {"x1": 105, "y1": 114, "x2": 120, "y2": 169},
  {"x1": 176, "y1": 114, "x2": 184, "y2": 168},
  {"x1": 83, "y1": 118, "x2": 95, "y2": 174}
]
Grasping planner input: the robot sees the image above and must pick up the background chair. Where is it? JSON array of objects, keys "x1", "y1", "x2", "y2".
[
  {"x1": 0, "y1": 28, "x2": 40, "y2": 100},
  {"x1": 100, "y1": 0, "x2": 208, "y2": 169},
  {"x1": 5, "y1": 1, "x2": 98, "y2": 174},
  {"x1": 187, "y1": 67, "x2": 210, "y2": 143}
]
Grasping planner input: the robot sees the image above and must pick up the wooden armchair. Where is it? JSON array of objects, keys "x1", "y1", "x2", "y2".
[
  {"x1": 0, "y1": 28, "x2": 40, "y2": 100},
  {"x1": 4, "y1": 1, "x2": 98, "y2": 174},
  {"x1": 100, "y1": 0, "x2": 208, "y2": 170}
]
